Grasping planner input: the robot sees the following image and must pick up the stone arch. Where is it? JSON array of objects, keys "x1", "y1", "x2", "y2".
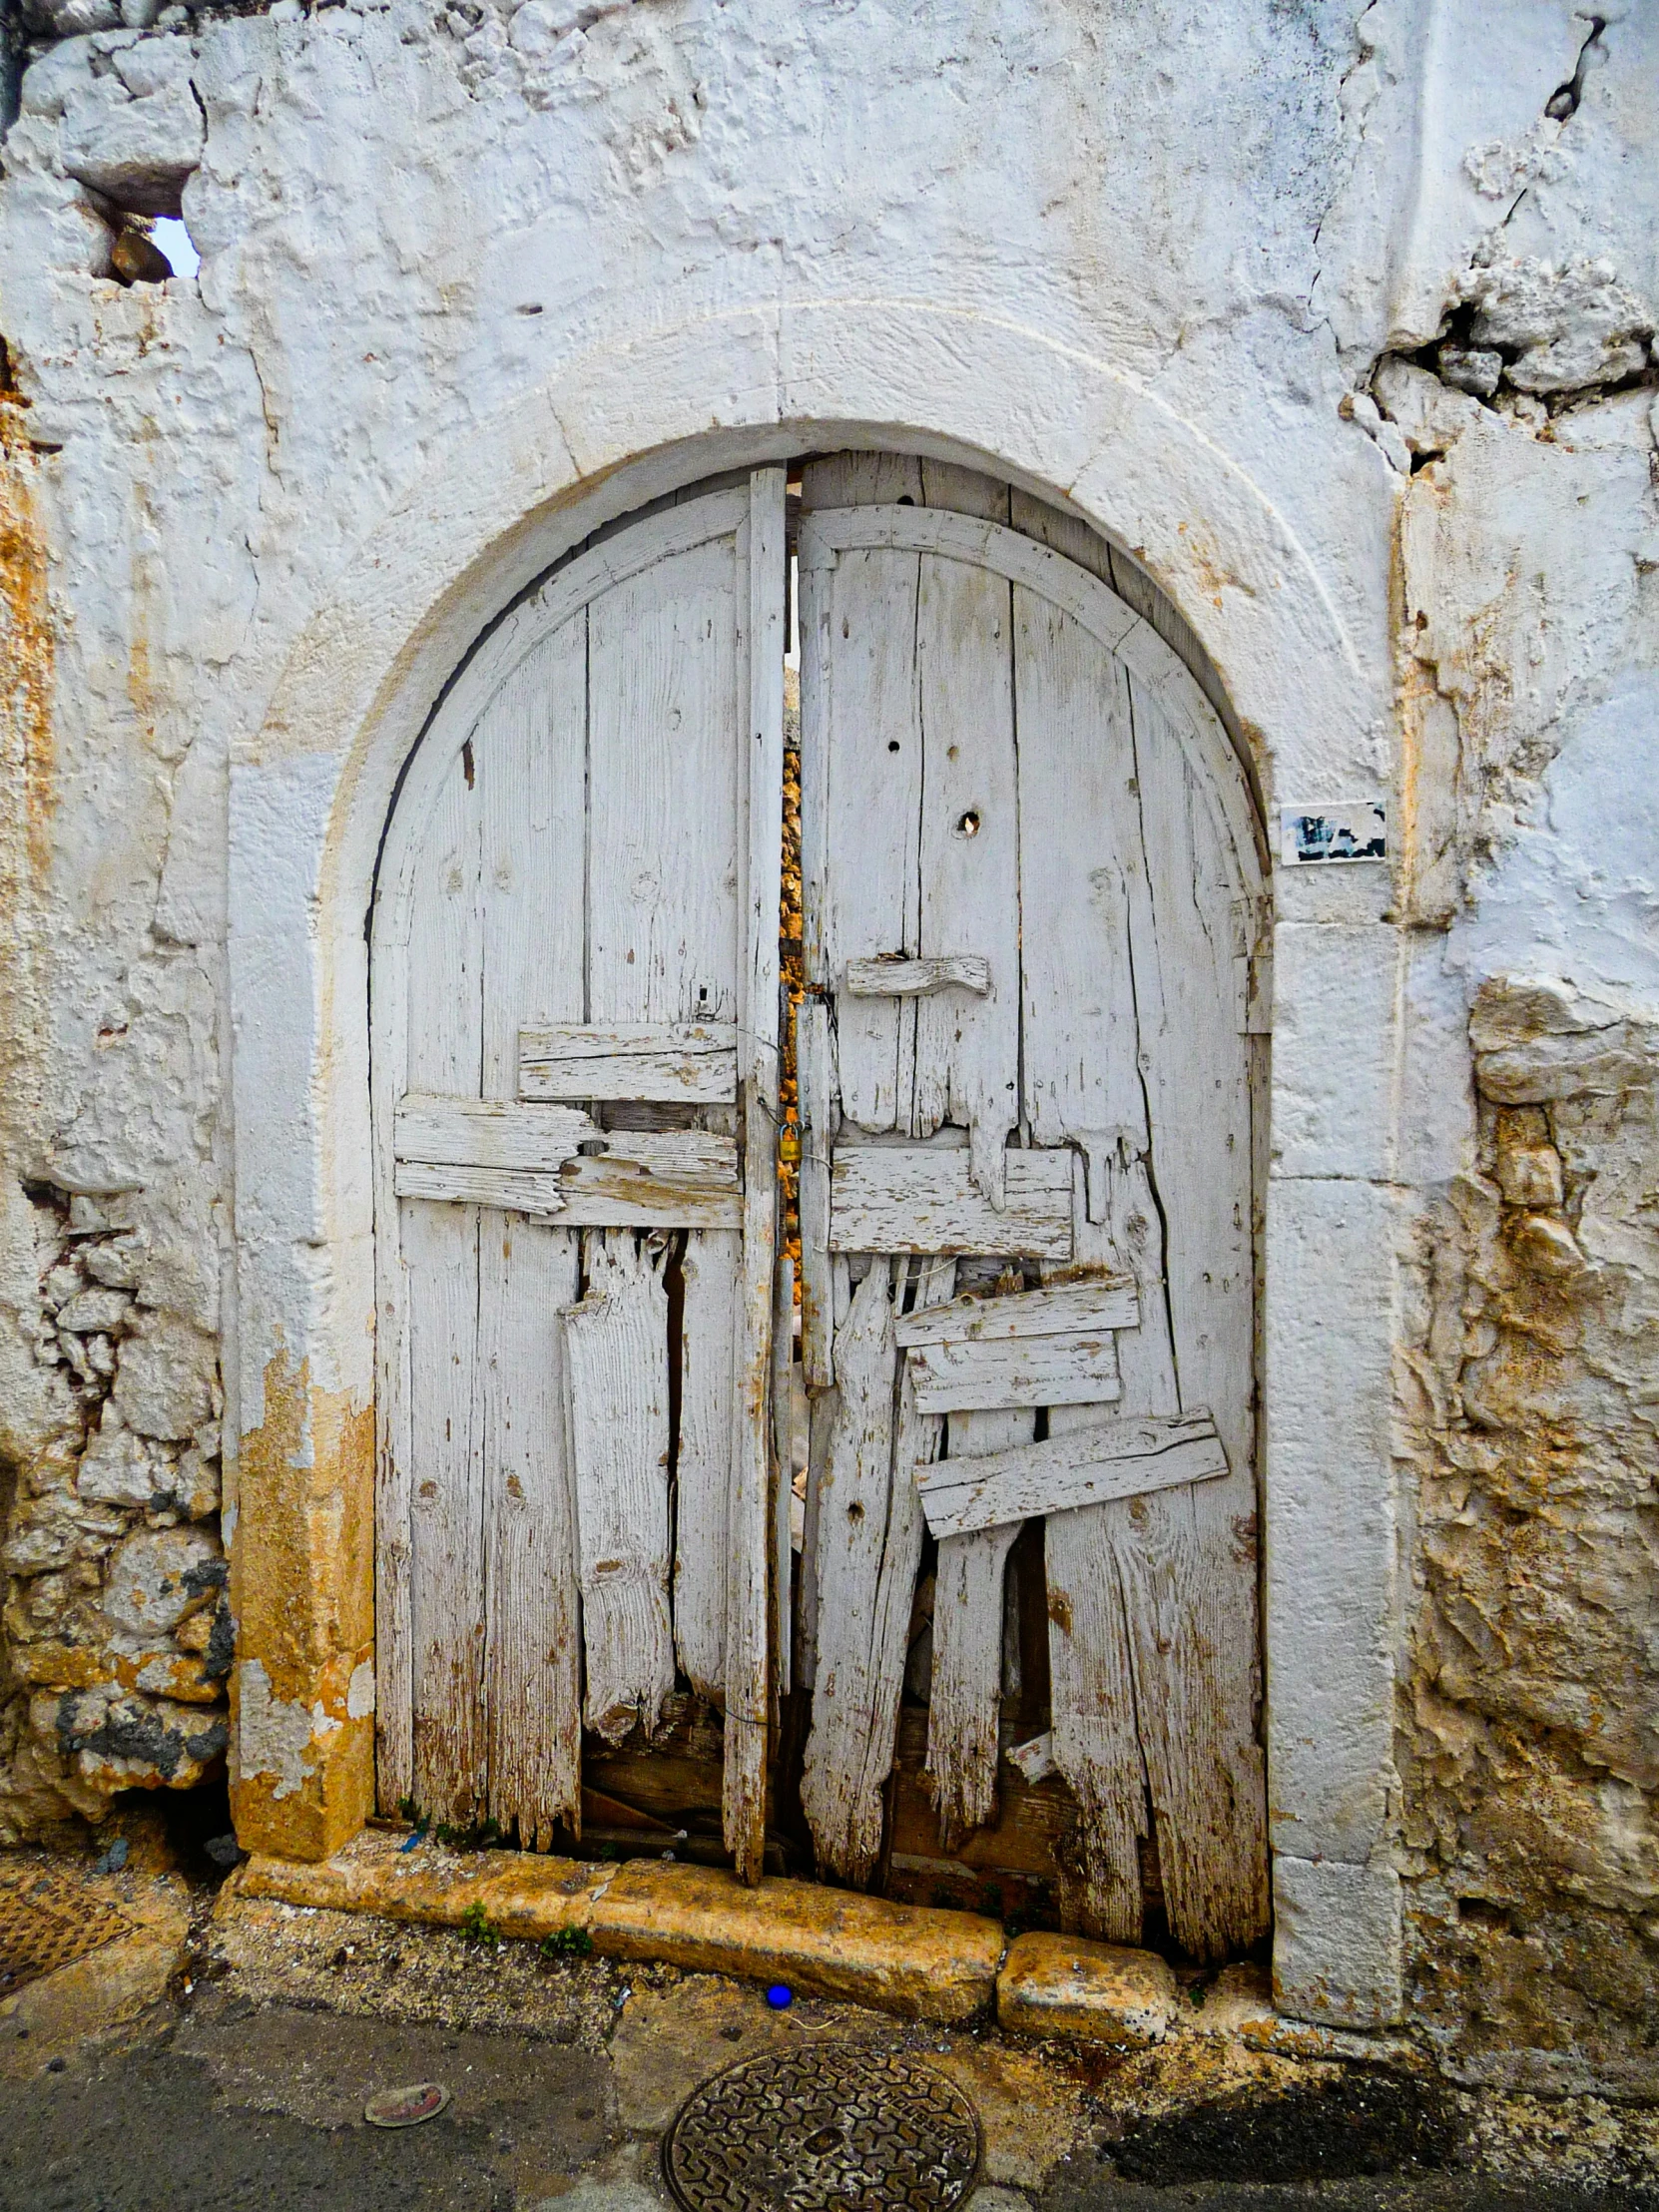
[{"x1": 227, "y1": 300, "x2": 1399, "y2": 2027}]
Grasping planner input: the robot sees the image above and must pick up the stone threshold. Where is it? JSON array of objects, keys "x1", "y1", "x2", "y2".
[{"x1": 235, "y1": 1826, "x2": 1406, "y2": 2061}]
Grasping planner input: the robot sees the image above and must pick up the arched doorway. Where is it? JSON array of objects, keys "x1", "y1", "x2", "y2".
[{"x1": 369, "y1": 454, "x2": 1269, "y2": 1959}]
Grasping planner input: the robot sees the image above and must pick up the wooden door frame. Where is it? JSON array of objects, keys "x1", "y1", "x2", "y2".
[{"x1": 223, "y1": 305, "x2": 1405, "y2": 2034}]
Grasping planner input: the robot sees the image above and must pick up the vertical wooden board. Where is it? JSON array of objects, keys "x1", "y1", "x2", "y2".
[
  {"x1": 588, "y1": 535, "x2": 742, "y2": 1024},
  {"x1": 403, "y1": 1195, "x2": 486, "y2": 1826},
  {"x1": 851, "y1": 1255, "x2": 954, "y2": 1848},
  {"x1": 479, "y1": 1209, "x2": 581, "y2": 1851},
  {"x1": 1008, "y1": 488, "x2": 1112, "y2": 586},
  {"x1": 1116, "y1": 678, "x2": 1268, "y2": 1956},
  {"x1": 800, "y1": 541, "x2": 922, "y2": 1131},
  {"x1": 918, "y1": 462, "x2": 1010, "y2": 522},
  {"x1": 1044, "y1": 1156, "x2": 1157, "y2": 1944},
  {"x1": 801, "y1": 452, "x2": 924, "y2": 509},
  {"x1": 925, "y1": 1405, "x2": 1029, "y2": 1851},
  {"x1": 564, "y1": 1234, "x2": 676, "y2": 1747},
  {"x1": 1013, "y1": 587, "x2": 1145, "y2": 1219},
  {"x1": 477, "y1": 615, "x2": 588, "y2": 1093},
  {"x1": 771, "y1": 1251, "x2": 797, "y2": 1703},
  {"x1": 676, "y1": 1227, "x2": 737, "y2": 1702},
  {"x1": 799, "y1": 1259, "x2": 898, "y2": 1884},
  {"x1": 797, "y1": 995, "x2": 835, "y2": 1391},
  {"x1": 400, "y1": 751, "x2": 486, "y2": 1824},
  {"x1": 725, "y1": 467, "x2": 787, "y2": 1883},
  {"x1": 913, "y1": 554, "x2": 1020, "y2": 1198}
]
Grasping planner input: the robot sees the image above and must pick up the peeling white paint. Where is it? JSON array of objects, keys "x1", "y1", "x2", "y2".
[{"x1": 236, "y1": 1658, "x2": 318, "y2": 1801}]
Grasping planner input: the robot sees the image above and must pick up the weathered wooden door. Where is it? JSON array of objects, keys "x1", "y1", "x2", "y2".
[
  {"x1": 371, "y1": 475, "x2": 785, "y2": 1878},
  {"x1": 792, "y1": 459, "x2": 1269, "y2": 1958}
]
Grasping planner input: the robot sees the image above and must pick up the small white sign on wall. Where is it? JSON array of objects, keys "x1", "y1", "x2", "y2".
[{"x1": 1281, "y1": 803, "x2": 1386, "y2": 865}]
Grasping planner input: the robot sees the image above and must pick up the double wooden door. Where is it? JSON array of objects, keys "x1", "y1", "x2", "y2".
[{"x1": 372, "y1": 457, "x2": 1269, "y2": 1957}]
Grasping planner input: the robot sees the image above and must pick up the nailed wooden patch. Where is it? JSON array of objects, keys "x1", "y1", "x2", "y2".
[
  {"x1": 396, "y1": 1128, "x2": 740, "y2": 1230},
  {"x1": 830, "y1": 1149, "x2": 1072, "y2": 1259},
  {"x1": 842, "y1": 955, "x2": 991, "y2": 999},
  {"x1": 893, "y1": 1277, "x2": 1138, "y2": 1348},
  {"x1": 394, "y1": 1093, "x2": 595, "y2": 1171},
  {"x1": 903, "y1": 1333, "x2": 1122, "y2": 1415},
  {"x1": 519, "y1": 1022, "x2": 739, "y2": 1103},
  {"x1": 914, "y1": 1411, "x2": 1229, "y2": 1539}
]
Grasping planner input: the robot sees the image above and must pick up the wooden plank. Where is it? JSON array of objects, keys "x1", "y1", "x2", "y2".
[
  {"x1": 479, "y1": 1211, "x2": 581, "y2": 1851},
  {"x1": 1111, "y1": 677, "x2": 1268, "y2": 1960},
  {"x1": 476, "y1": 614, "x2": 588, "y2": 1093},
  {"x1": 842, "y1": 955, "x2": 990, "y2": 1000},
  {"x1": 402, "y1": 747, "x2": 486, "y2": 1828},
  {"x1": 798, "y1": 521, "x2": 921, "y2": 1133},
  {"x1": 404, "y1": 1198, "x2": 486, "y2": 1826},
  {"x1": 925, "y1": 1406, "x2": 1028, "y2": 1851},
  {"x1": 1007, "y1": 1731, "x2": 1055, "y2": 1785},
  {"x1": 394, "y1": 1131, "x2": 741, "y2": 1230},
  {"x1": 518, "y1": 1023, "x2": 738, "y2": 1104},
  {"x1": 724, "y1": 464, "x2": 787, "y2": 1884},
  {"x1": 894, "y1": 1277, "x2": 1138, "y2": 1348},
  {"x1": 797, "y1": 995, "x2": 834, "y2": 1391},
  {"x1": 464, "y1": 611, "x2": 588, "y2": 1844},
  {"x1": 771, "y1": 1252, "x2": 797, "y2": 1702},
  {"x1": 904, "y1": 1330, "x2": 1123, "y2": 1415},
  {"x1": 1014, "y1": 583, "x2": 1144, "y2": 1222},
  {"x1": 830, "y1": 1148, "x2": 1072, "y2": 1259},
  {"x1": 395, "y1": 1094, "x2": 593, "y2": 1171},
  {"x1": 913, "y1": 548, "x2": 1020, "y2": 1204},
  {"x1": 851, "y1": 1255, "x2": 954, "y2": 1867},
  {"x1": 674, "y1": 1229, "x2": 737, "y2": 1702},
  {"x1": 798, "y1": 1258, "x2": 899, "y2": 1883},
  {"x1": 562, "y1": 1234, "x2": 676, "y2": 1747},
  {"x1": 587, "y1": 536, "x2": 742, "y2": 1026},
  {"x1": 915, "y1": 1410, "x2": 1229, "y2": 1538}
]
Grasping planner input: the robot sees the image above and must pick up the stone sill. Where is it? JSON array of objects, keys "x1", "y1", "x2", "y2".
[{"x1": 236, "y1": 1829, "x2": 1410, "y2": 2061}]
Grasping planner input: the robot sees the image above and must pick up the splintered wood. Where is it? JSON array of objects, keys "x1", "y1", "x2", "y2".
[
  {"x1": 564, "y1": 1234, "x2": 676, "y2": 1745},
  {"x1": 800, "y1": 1256, "x2": 954, "y2": 1886}
]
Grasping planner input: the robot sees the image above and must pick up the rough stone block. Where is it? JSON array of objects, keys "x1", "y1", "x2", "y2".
[
  {"x1": 59, "y1": 71, "x2": 203, "y2": 216},
  {"x1": 1270, "y1": 921, "x2": 1399, "y2": 1181},
  {"x1": 996, "y1": 1932, "x2": 1178, "y2": 2046},
  {"x1": 1273, "y1": 1856, "x2": 1403, "y2": 2029},
  {"x1": 1264, "y1": 1177, "x2": 1399, "y2": 1865},
  {"x1": 593, "y1": 1863, "x2": 1002, "y2": 2022}
]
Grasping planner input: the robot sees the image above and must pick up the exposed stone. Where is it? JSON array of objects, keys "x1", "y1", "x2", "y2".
[
  {"x1": 54, "y1": 1686, "x2": 228, "y2": 1789},
  {"x1": 111, "y1": 1315, "x2": 217, "y2": 1442},
  {"x1": 997, "y1": 1933, "x2": 1178, "y2": 2047},
  {"x1": 54, "y1": 1288, "x2": 134, "y2": 1335},
  {"x1": 102, "y1": 1524, "x2": 222, "y2": 1638},
  {"x1": 57, "y1": 48, "x2": 204, "y2": 216},
  {"x1": 1437, "y1": 344, "x2": 1502, "y2": 398},
  {"x1": 1459, "y1": 254, "x2": 1654, "y2": 396},
  {"x1": 76, "y1": 1413, "x2": 166, "y2": 1508}
]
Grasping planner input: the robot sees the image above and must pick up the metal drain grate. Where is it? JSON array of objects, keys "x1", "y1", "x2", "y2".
[
  {"x1": 664, "y1": 2043, "x2": 980, "y2": 2212},
  {"x1": 0, "y1": 1872, "x2": 133, "y2": 1998}
]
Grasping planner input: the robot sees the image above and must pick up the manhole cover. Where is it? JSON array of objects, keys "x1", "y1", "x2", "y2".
[
  {"x1": 0, "y1": 1872, "x2": 133, "y2": 1998},
  {"x1": 664, "y1": 2042, "x2": 980, "y2": 2212}
]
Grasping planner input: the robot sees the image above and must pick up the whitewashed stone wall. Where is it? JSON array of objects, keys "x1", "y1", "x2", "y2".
[{"x1": 0, "y1": 0, "x2": 1653, "y2": 2084}]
